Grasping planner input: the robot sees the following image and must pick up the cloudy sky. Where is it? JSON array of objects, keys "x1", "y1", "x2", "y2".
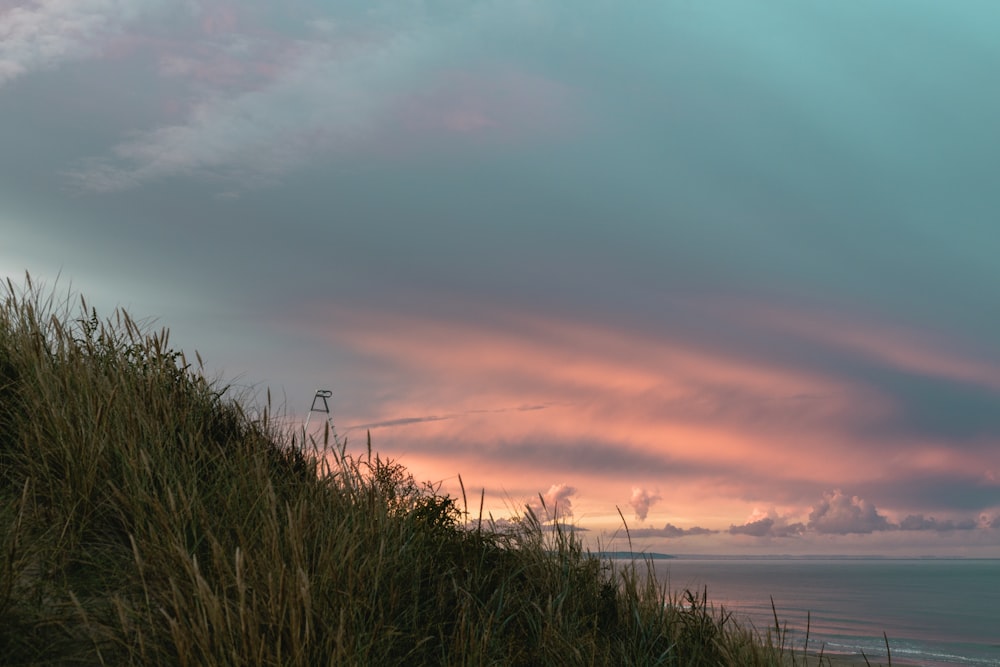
[{"x1": 3, "y1": 0, "x2": 1000, "y2": 556}]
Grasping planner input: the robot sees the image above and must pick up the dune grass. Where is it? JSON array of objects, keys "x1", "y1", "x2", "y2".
[{"x1": 0, "y1": 276, "x2": 860, "y2": 666}]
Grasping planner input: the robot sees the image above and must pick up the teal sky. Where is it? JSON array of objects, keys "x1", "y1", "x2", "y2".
[{"x1": 3, "y1": 1, "x2": 1000, "y2": 555}]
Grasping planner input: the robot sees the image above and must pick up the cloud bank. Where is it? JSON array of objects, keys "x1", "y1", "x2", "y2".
[
  {"x1": 724, "y1": 491, "x2": 995, "y2": 539},
  {"x1": 629, "y1": 524, "x2": 717, "y2": 539}
]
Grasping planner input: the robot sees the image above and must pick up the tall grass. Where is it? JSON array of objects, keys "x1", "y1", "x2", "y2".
[{"x1": 0, "y1": 276, "x2": 852, "y2": 666}]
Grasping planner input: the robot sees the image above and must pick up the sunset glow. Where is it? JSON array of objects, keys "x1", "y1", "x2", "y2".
[{"x1": 4, "y1": 0, "x2": 999, "y2": 555}]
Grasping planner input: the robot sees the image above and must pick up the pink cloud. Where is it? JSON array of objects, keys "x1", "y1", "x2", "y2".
[
  {"x1": 629, "y1": 487, "x2": 662, "y2": 521},
  {"x1": 729, "y1": 507, "x2": 805, "y2": 537},
  {"x1": 334, "y1": 307, "x2": 873, "y2": 422},
  {"x1": 295, "y1": 305, "x2": 901, "y2": 486},
  {"x1": 282, "y1": 299, "x2": 1000, "y2": 542},
  {"x1": 808, "y1": 489, "x2": 891, "y2": 534},
  {"x1": 527, "y1": 483, "x2": 577, "y2": 522},
  {"x1": 629, "y1": 523, "x2": 717, "y2": 538}
]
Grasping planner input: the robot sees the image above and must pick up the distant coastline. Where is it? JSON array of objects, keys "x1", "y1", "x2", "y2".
[
  {"x1": 595, "y1": 551, "x2": 676, "y2": 560},
  {"x1": 592, "y1": 552, "x2": 1000, "y2": 561}
]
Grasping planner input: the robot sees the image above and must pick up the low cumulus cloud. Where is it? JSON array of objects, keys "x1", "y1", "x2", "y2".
[
  {"x1": 629, "y1": 523, "x2": 717, "y2": 538},
  {"x1": 0, "y1": 0, "x2": 168, "y2": 87},
  {"x1": 898, "y1": 514, "x2": 978, "y2": 532},
  {"x1": 729, "y1": 508, "x2": 805, "y2": 538},
  {"x1": 802, "y1": 490, "x2": 987, "y2": 535},
  {"x1": 727, "y1": 494, "x2": 993, "y2": 539},
  {"x1": 527, "y1": 483, "x2": 576, "y2": 522},
  {"x1": 730, "y1": 519, "x2": 806, "y2": 538},
  {"x1": 807, "y1": 489, "x2": 892, "y2": 534},
  {"x1": 628, "y1": 486, "x2": 662, "y2": 521}
]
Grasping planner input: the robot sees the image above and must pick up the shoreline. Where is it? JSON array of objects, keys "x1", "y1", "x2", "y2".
[
  {"x1": 797, "y1": 651, "x2": 920, "y2": 667},
  {"x1": 651, "y1": 558, "x2": 997, "y2": 667}
]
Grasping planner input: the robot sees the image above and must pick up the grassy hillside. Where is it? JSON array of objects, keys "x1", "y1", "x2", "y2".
[{"x1": 0, "y1": 277, "x2": 817, "y2": 666}]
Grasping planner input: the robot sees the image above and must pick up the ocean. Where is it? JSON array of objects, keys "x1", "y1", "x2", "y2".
[{"x1": 649, "y1": 558, "x2": 1000, "y2": 666}]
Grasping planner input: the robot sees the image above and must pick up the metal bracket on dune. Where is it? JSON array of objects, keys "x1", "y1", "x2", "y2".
[
  {"x1": 302, "y1": 389, "x2": 351, "y2": 482},
  {"x1": 303, "y1": 389, "x2": 336, "y2": 452},
  {"x1": 310, "y1": 389, "x2": 333, "y2": 416}
]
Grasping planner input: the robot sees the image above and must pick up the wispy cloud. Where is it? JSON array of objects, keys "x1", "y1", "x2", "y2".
[
  {"x1": 290, "y1": 300, "x2": 1000, "y2": 532},
  {"x1": 748, "y1": 303, "x2": 1000, "y2": 393},
  {"x1": 343, "y1": 404, "x2": 549, "y2": 433},
  {"x1": 66, "y1": 4, "x2": 577, "y2": 192},
  {"x1": 0, "y1": 0, "x2": 168, "y2": 87},
  {"x1": 305, "y1": 304, "x2": 895, "y2": 485},
  {"x1": 67, "y1": 38, "x2": 383, "y2": 192}
]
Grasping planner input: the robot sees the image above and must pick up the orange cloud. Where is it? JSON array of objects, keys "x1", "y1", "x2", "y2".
[{"x1": 313, "y1": 311, "x2": 855, "y2": 460}]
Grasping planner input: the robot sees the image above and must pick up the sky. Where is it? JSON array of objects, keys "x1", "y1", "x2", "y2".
[{"x1": 3, "y1": 0, "x2": 1000, "y2": 556}]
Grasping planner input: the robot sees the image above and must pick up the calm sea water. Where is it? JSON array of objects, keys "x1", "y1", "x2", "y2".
[{"x1": 650, "y1": 558, "x2": 1000, "y2": 666}]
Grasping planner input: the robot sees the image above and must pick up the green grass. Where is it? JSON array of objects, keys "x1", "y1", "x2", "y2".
[{"x1": 0, "y1": 276, "x2": 860, "y2": 666}]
